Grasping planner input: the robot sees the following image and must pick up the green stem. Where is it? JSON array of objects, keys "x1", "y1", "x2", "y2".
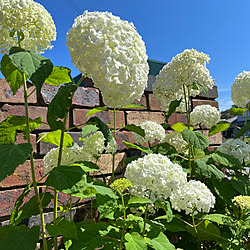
[
  {"x1": 23, "y1": 76, "x2": 48, "y2": 250},
  {"x1": 142, "y1": 203, "x2": 149, "y2": 238},
  {"x1": 191, "y1": 213, "x2": 198, "y2": 234},
  {"x1": 119, "y1": 195, "x2": 127, "y2": 250},
  {"x1": 112, "y1": 107, "x2": 117, "y2": 183},
  {"x1": 69, "y1": 195, "x2": 73, "y2": 221},
  {"x1": 243, "y1": 103, "x2": 250, "y2": 141}
]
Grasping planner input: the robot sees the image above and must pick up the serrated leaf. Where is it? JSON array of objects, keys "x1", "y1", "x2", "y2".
[
  {"x1": 86, "y1": 117, "x2": 113, "y2": 146},
  {"x1": 172, "y1": 122, "x2": 193, "y2": 132},
  {"x1": 154, "y1": 200, "x2": 173, "y2": 222},
  {"x1": 9, "y1": 47, "x2": 53, "y2": 95},
  {"x1": 122, "y1": 103, "x2": 145, "y2": 109},
  {"x1": 124, "y1": 232, "x2": 147, "y2": 250},
  {"x1": 47, "y1": 84, "x2": 77, "y2": 130},
  {"x1": 150, "y1": 232, "x2": 175, "y2": 250},
  {"x1": 151, "y1": 142, "x2": 177, "y2": 156},
  {"x1": 182, "y1": 129, "x2": 209, "y2": 150},
  {"x1": 202, "y1": 214, "x2": 235, "y2": 226},
  {"x1": 230, "y1": 107, "x2": 246, "y2": 115},
  {"x1": 211, "y1": 151, "x2": 242, "y2": 169},
  {"x1": 45, "y1": 165, "x2": 87, "y2": 194},
  {"x1": 38, "y1": 130, "x2": 73, "y2": 148},
  {"x1": 45, "y1": 66, "x2": 72, "y2": 86},
  {"x1": 122, "y1": 141, "x2": 152, "y2": 154},
  {"x1": 0, "y1": 116, "x2": 42, "y2": 145},
  {"x1": 0, "y1": 225, "x2": 40, "y2": 250},
  {"x1": 209, "y1": 122, "x2": 230, "y2": 136},
  {"x1": 0, "y1": 54, "x2": 23, "y2": 95},
  {"x1": 121, "y1": 124, "x2": 145, "y2": 137},
  {"x1": 165, "y1": 99, "x2": 182, "y2": 121},
  {"x1": 0, "y1": 143, "x2": 32, "y2": 182},
  {"x1": 81, "y1": 125, "x2": 99, "y2": 138},
  {"x1": 234, "y1": 123, "x2": 250, "y2": 139},
  {"x1": 128, "y1": 196, "x2": 153, "y2": 205},
  {"x1": 46, "y1": 218, "x2": 78, "y2": 239},
  {"x1": 85, "y1": 107, "x2": 108, "y2": 118}
]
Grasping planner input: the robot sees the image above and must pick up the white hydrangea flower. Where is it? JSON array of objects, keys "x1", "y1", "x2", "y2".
[
  {"x1": 133, "y1": 121, "x2": 165, "y2": 145},
  {"x1": 162, "y1": 131, "x2": 189, "y2": 154},
  {"x1": 190, "y1": 104, "x2": 220, "y2": 129},
  {"x1": 152, "y1": 49, "x2": 214, "y2": 112},
  {"x1": 43, "y1": 144, "x2": 94, "y2": 174},
  {"x1": 231, "y1": 71, "x2": 250, "y2": 108},
  {"x1": 217, "y1": 139, "x2": 250, "y2": 163},
  {"x1": 66, "y1": 11, "x2": 149, "y2": 107},
  {"x1": 170, "y1": 180, "x2": 216, "y2": 215},
  {"x1": 0, "y1": 0, "x2": 56, "y2": 54},
  {"x1": 105, "y1": 137, "x2": 118, "y2": 154},
  {"x1": 124, "y1": 154, "x2": 187, "y2": 202}
]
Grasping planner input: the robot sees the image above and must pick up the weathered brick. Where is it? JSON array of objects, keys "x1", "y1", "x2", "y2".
[
  {"x1": 0, "y1": 79, "x2": 37, "y2": 103},
  {"x1": 83, "y1": 77, "x2": 95, "y2": 87},
  {"x1": 39, "y1": 84, "x2": 60, "y2": 105},
  {"x1": 167, "y1": 113, "x2": 187, "y2": 125},
  {"x1": 16, "y1": 133, "x2": 37, "y2": 153},
  {"x1": 73, "y1": 109, "x2": 125, "y2": 129},
  {"x1": 147, "y1": 93, "x2": 161, "y2": 111},
  {"x1": 72, "y1": 87, "x2": 100, "y2": 107},
  {"x1": 97, "y1": 153, "x2": 126, "y2": 174},
  {"x1": 199, "y1": 130, "x2": 222, "y2": 145},
  {"x1": 0, "y1": 104, "x2": 49, "y2": 130},
  {"x1": 126, "y1": 111, "x2": 165, "y2": 125},
  {"x1": 0, "y1": 160, "x2": 44, "y2": 188},
  {"x1": 115, "y1": 131, "x2": 134, "y2": 150},
  {"x1": 192, "y1": 99, "x2": 219, "y2": 110},
  {"x1": 196, "y1": 85, "x2": 218, "y2": 99}
]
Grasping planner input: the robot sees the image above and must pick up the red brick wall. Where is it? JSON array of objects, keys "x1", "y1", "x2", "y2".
[{"x1": 0, "y1": 78, "x2": 221, "y2": 221}]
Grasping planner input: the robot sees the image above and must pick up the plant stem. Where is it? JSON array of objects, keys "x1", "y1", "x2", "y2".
[
  {"x1": 23, "y1": 75, "x2": 48, "y2": 250},
  {"x1": 119, "y1": 195, "x2": 127, "y2": 250},
  {"x1": 142, "y1": 203, "x2": 149, "y2": 238},
  {"x1": 191, "y1": 213, "x2": 198, "y2": 234},
  {"x1": 112, "y1": 107, "x2": 117, "y2": 183}
]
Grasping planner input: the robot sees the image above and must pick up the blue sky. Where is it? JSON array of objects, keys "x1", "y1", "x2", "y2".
[{"x1": 2, "y1": 0, "x2": 250, "y2": 111}]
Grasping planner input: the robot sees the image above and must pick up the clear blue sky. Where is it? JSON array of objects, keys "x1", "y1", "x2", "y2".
[{"x1": 2, "y1": 0, "x2": 250, "y2": 111}]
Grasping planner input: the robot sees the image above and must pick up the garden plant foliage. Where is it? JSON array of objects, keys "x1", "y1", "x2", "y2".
[{"x1": 0, "y1": 1, "x2": 249, "y2": 250}]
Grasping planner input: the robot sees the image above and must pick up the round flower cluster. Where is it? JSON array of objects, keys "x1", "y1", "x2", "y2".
[
  {"x1": 190, "y1": 104, "x2": 220, "y2": 129},
  {"x1": 162, "y1": 131, "x2": 189, "y2": 154},
  {"x1": 83, "y1": 131, "x2": 118, "y2": 155},
  {"x1": 43, "y1": 144, "x2": 94, "y2": 174},
  {"x1": 170, "y1": 180, "x2": 216, "y2": 215},
  {"x1": 110, "y1": 178, "x2": 133, "y2": 195},
  {"x1": 124, "y1": 154, "x2": 187, "y2": 202},
  {"x1": 231, "y1": 71, "x2": 250, "y2": 108},
  {"x1": 232, "y1": 195, "x2": 250, "y2": 210},
  {"x1": 0, "y1": 0, "x2": 56, "y2": 54},
  {"x1": 152, "y1": 49, "x2": 214, "y2": 112},
  {"x1": 133, "y1": 121, "x2": 165, "y2": 145},
  {"x1": 217, "y1": 139, "x2": 250, "y2": 163},
  {"x1": 66, "y1": 11, "x2": 149, "y2": 107}
]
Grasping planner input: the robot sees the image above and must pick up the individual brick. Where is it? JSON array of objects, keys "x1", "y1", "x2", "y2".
[
  {"x1": 39, "y1": 84, "x2": 60, "y2": 105},
  {"x1": 208, "y1": 146, "x2": 219, "y2": 151},
  {"x1": 167, "y1": 113, "x2": 187, "y2": 125},
  {"x1": 0, "y1": 79, "x2": 37, "y2": 103},
  {"x1": 196, "y1": 85, "x2": 218, "y2": 99},
  {"x1": 115, "y1": 131, "x2": 134, "y2": 150},
  {"x1": 73, "y1": 109, "x2": 125, "y2": 129},
  {"x1": 16, "y1": 133, "x2": 37, "y2": 153},
  {"x1": 147, "y1": 93, "x2": 161, "y2": 111},
  {"x1": 72, "y1": 87, "x2": 100, "y2": 107},
  {"x1": 192, "y1": 99, "x2": 219, "y2": 110},
  {"x1": 126, "y1": 111, "x2": 165, "y2": 125},
  {"x1": 198, "y1": 130, "x2": 222, "y2": 145},
  {"x1": 0, "y1": 160, "x2": 44, "y2": 188}
]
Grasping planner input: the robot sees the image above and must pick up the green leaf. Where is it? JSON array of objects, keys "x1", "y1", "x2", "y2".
[
  {"x1": 124, "y1": 232, "x2": 147, "y2": 250},
  {"x1": 38, "y1": 130, "x2": 73, "y2": 148},
  {"x1": 85, "y1": 106, "x2": 108, "y2": 118},
  {"x1": 230, "y1": 107, "x2": 247, "y2": 115},
  {"x1": 165, "y1": 99, "x2": 182, "y2": 121},
  {"x1": 194, "y1": 160, "x2": 224, "y2": 180},
  {"x1": 164, "y1": 216, "x2": 188, "y2": 232},
  {"x1": 90, "y1": 183, "x2": 118, "y2": 199},
  {"x1": 150, "y1": 232, "x2": 175, "y2": 250},
  {"x1": 0, "y1": 54, "x2": 23, "y2": 95},
  {"x1": 151, "y1": 142, "x2": 177, "y2": 156},
  {"x1": 0, "y1": 225, "x2": 40, "y2": 250},
  {"x1": 0, "y1": 116, "x2": 42, "y2": 144},
  {"x1": 81, "y1": 125, "x2": 99, "y2": 138},
  {"x1": 231, "y1": 174, "x2": 250, "y2": 195},
  {"x1": 172, "y1": 122, "x2": 193, "y2": 132},
  {"x1": 47, "y1": 84, "x2": 77, "y2": 130},
  {"x1": 9, "y1": 47, "x2": 53, "y2": 95},
  {"x1": 0, "y1": 143, "x2": 32, "y2": 182},
  {"x1": 76, "y1": 162, "x2": 100, "y2": 173},
  {"x1": 122, "y1": 103, "x2": 146, "y2": 109},
  {"x1": 122, "y1": 141, "x2": 152, "y2": 154},
  {"x1": 86, "y1": 116, "x2": 113, "y2": 146},
  {"x1": 121, "y1": 124, "x2": 145, "y2": 137},
  {"x1": 202, "y1": 214, "x2": 235, "y2": 227},
  {"x1": 124, "y1": 155, "x2": 144, "y2": 165},
  {"x1": 44, "y1": 66, "x2": 72, "y2": 86},
  {"x1": 45, "y1": 165, "x2": 87, "y2": 194},
  {"x1": 193, "y1": 82, "x2": 209, "y2": 97},
  {"x1": 234, "y1": 123, "x2": 250, "y2": 139},
  {"x1": 209, "y1": 122, "x2": 231, "y2": 136},
  {"x1": 14, "y1": 192, "x2": 53, "y2": 225},
  {"x1": 154, "y1": 200, "x2": 173, "y2": 223},
  {"x1": 182, "y1": 129, "x2": 209, "y2": 150},
  {"x1": 46, "y1": 218, "x2": 78, "y2": 239},
  {"x1": 128, "y1": 196, "x2": 153, "y2": 205},
  {"x1": 211, "y1": 151, "x2": 242, "y2": 170}
]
